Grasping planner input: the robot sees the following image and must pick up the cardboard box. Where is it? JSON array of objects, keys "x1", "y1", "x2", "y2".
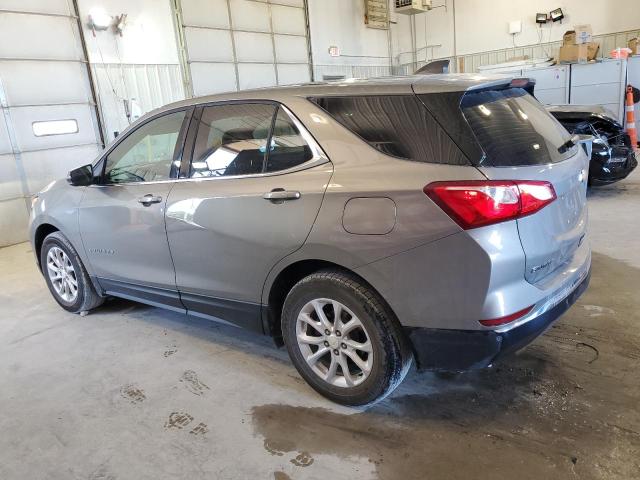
[
  {"x1": 573, "y1": 24, "x2": 593, "y2": 44},
  {"x1": 563, "y1": 31, "x2": 576, "y2": 45},
  {"x1": 630, "y1": 38, "x2": 639, "y2": 55},
  {"x1": 558, "y1": 42, "x2": 599, "y2": 64},
  {"x1": 563, "y1": 25, "x2": 593, "y2": 45}
]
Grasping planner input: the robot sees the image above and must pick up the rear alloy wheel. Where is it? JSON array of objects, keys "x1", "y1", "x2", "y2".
[
  {"x1": 41, "y1": 232, "x2": 104, "y2": 313},
  {"x1": 296, "y1": 298, "x2": 373, "y2": 388},
  {"x1": 282, "y1": 270, "x2": 412, "y2": 406}
]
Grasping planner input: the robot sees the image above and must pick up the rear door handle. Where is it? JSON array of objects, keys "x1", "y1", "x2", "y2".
[
  {"x1": 263, "y1": 189, "x2": 301, "y2": 202},
  {"x1": 137, "y1": 194, "x2": 163, "y2": 206}
]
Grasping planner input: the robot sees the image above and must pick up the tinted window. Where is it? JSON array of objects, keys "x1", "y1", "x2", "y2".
[
  {"x1": 266, "y1": 107, "x2": 314, "y2": 172},
  {"x1": 190, "y1": 104, "x2": 275, "y2": 178},
  {"x1": 460, "y1": 88, "x2": 576, "y2": 166},
  {"x1": 310, "y1": 95, "x2": 468, "y2": 165},
  {"x1": 104, "y1": 111, "x2": 186, "y2": 184}
]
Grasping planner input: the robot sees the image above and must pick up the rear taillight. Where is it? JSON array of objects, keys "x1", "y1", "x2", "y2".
[{"x1": 424, "y1": 180, "x2": 556, "y2": 229}]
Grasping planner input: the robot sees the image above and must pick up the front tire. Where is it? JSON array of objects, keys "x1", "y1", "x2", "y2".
[
  {"x1": 41, "y1": 232, "x2": 104, "y2": 313},
  {"x1": 282, "y1": 270, "x2": 412, "y2": 406}
]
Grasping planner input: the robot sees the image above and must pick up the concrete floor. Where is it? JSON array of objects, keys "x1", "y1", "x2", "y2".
[{"x1": 1, "y1": 171, "x2": 639, "y2": 480}]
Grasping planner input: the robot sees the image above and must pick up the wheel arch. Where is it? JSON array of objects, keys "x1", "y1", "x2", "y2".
[
  {"x1": 34, "y1": 223, "x2": 60, "y2": 271},
  {"x1": 263, "y1": 258, "x2": 400, "y2": 345}
]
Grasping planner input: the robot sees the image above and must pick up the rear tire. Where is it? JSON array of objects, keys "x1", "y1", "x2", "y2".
[
  {"x1": 282, "y1": 270, "x2": 412, "y2": 406},
  {"x1": 41, "y1": 232, "x2": 104, "y2": 313}
]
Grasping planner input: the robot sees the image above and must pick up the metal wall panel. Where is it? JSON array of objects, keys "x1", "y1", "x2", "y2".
[
  {"x1": 22, "y1": 144, "x2": 100, "y2": 194},
  {"x1": 0, "y1": 153, "x2": 21, "y2": 201},
  {"x1": 230, "y1": 0, "x2": 270, "y2": 32},
  {"x1": 0, "y1": 198, "x2": 29, "y2": 246},
  {"x1": 177, "y1": 0, "x2": 312, "y2": 96},
  {"x1": 190, "y1": 62, "x2": 237, "y2": 96},
  {"x1": 91, "y1": 63, "x2": 185, "y2": 140},
  {"x1": 0, "y1": 3, "x2": 102, "y2": 246},
  {"x1": 271, "y1": 4, "x2": 306, "y2": 35},
  {"x1": 0, "y1": 61, "x2": 90, "y2": 106},
  {"x1": 277, "y1": 63, "x2": 310, "y2": 84},
  {"x1": 185, "y1": 28, "x2": 234, "y2": 62},
  {"x1": 0, "y1": 0, "x2": 69, "y2": 15},
  {"x1": 181, "y1": 0, "x2": 230, "y2": 28},
  {"x1": 234, "y1": 32, "x2": 274, "y2": 62},
  {"x1": 9, "y1": 104, "x2": 97, "y2": 152},
  {"x1": 237, "y1": 63, "x2": 277, "y2": 89},
  {"x1": 0, "y1": 12, "x2": 82, "y2": 60},
  {"x1": 274, "y1": 34, "x2": 308, "y2": 63}
]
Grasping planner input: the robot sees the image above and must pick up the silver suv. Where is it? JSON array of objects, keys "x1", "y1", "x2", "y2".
[{"x1": 30, "y1": 75, "x2": 591, "y2": 405}]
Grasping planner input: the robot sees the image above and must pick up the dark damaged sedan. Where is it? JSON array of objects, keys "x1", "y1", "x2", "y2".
[{"x1": 547, "y1": 105, "x2": 637, "y2": 186}]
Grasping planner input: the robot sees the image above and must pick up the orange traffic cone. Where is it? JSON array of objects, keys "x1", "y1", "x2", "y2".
[{"x1": 626, "y1": 85, "x2": 638, "y2": 151}]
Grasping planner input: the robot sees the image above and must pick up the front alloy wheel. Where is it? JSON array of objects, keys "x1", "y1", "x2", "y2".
[{"x1": 46, "y1": 246, "x2": 79, "y2": 303}]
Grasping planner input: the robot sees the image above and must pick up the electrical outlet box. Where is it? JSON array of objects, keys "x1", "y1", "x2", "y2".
[{"x1": 509, "y1": 20, "x2": 522, "y2": 35}]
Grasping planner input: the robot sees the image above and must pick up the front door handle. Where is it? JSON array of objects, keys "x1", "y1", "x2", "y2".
[
  {"x1": 137, "y1": 194, "x2": 163, "y2": 206},
  {"x1": 263, "y1": 189, "x2": 301, "y2": 202}
]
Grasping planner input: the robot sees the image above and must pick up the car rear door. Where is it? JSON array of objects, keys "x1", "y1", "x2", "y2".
[{"x1": 165, "y1": 102, "x2": 333, "y2": 330}]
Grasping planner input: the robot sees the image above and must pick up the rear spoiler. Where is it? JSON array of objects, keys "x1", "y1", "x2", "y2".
[
  {"x1": 464, "y1": 77, "x2": 537, "y2": 96},
  {"x1": 511, "y1": 78, "x2": 536, "y2": 96}
]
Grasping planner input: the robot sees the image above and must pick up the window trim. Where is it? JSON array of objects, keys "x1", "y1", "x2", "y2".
[{"x1": 90, "y1": 106, "x2": 194, "y2": 187}]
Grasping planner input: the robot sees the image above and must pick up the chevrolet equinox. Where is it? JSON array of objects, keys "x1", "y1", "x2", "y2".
[{"x1": 30, "y1": 75, "x2": 591, "y2": 405}]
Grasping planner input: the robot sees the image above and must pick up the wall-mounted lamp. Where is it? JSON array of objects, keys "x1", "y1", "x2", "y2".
[
  {"x1": 550, "y1": 8, "x2": 564, "y2": 22},
  {"x1": 536, "y1": 13, "x2": 548, "y2": 24},
  {"x1": 88, "y1": 8, "x2": 112, "y2": 31}
]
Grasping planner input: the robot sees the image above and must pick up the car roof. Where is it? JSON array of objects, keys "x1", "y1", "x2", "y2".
[{"x1": 157, "y1": 73, "x2": 514, "y2": 113}]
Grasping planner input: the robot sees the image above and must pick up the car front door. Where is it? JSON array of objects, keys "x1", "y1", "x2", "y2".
[
  {"x1": 165, "y1": 102, "x2": 333, "y2": 330},
  {"x1": 79, "y1": 108, "x2": 192, "y2": 309}
]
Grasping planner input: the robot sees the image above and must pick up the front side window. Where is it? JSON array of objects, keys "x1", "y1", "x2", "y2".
[{"x1": 104, "y1": 111, "x2": 186, "y2": 184}]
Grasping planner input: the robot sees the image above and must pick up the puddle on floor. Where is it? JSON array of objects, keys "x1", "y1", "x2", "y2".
[{"x1": 252, "y1": 253, "x2": 640, "y2": 480}]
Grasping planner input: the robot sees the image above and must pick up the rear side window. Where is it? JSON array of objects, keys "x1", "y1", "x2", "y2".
[
  {"x1": 190, "y1": 103, "x2": 275, "y2": 178},
  {"x1": 309, "y1": 95, "x2": 469, "y2": 166},
  {"x1": 266, "y1": 107, "x2": 314, "y2": 173},
  {"x1": 460, "y1": 88, "x2": 577, "y2": 166},
  {"x1": 190, "y1": 103, "x2": 315, "y2": 178}
]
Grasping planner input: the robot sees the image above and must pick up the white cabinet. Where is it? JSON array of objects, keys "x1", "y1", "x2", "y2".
[
  {"x1": 523, "y1": 65, "x2": 570, "y2": 105},
  {"x1": 570, "y1": 59, "x2": 627, "y2": 121}
]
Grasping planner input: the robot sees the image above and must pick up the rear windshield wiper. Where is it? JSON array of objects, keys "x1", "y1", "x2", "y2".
[{"x1": 558, "y1": 134, "x2": 580, "y2": 154}]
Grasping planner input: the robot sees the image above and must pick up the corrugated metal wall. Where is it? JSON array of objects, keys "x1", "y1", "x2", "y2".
[
  {"x1": 174, "y1": 0, "x2": 312, "y2": 97},
  {"x1": 0, "y1": 0, "x2": 103, "y2": 246}
]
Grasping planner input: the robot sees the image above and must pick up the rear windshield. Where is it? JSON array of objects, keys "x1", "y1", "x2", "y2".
[
  {"x1": 461, "y1": 88, "x2": 577, "y2": 167},
  {"x1": 309, "y1": 95, "x2": 469, "y2": 166}
]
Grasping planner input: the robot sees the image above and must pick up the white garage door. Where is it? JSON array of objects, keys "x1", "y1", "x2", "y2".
[
  {"x1": 0, "y1": 0, "x2": 102, "y2": 246},
  {"x1": 176, "y1": 0, "x2": 312, "y2": 96}
]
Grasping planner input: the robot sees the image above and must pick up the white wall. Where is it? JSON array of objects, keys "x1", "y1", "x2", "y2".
[
  {"x1": 396, "y1": 0, "x2": 640, "y2": 65},
  {"x1": 308, "y1": 0, "x2": 391, "y2": 67},
  {"x1": 77, "y1": 0, "x2": 179, "y2": 64},
  {"x1": 454, "y1": 0, "x2": 640, "y2": 56},
  {"x1": 76, "y1": 0, "x2": 184, "y2": 141}
]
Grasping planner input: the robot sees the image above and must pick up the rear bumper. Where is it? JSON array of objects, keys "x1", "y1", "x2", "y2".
[{"x1": 406, "y1": 268, "x2": 591, "y2": 371}]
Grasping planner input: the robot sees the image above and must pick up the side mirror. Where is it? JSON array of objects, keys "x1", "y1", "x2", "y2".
[{"x1": 67, "y1": 164, "x2": 93, "y2": 186}]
